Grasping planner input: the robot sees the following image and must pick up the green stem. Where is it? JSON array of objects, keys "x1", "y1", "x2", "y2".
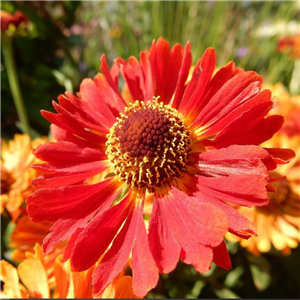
[
  {"x1": 290, "y1": 58, "x2": 300, "y2": 96},
  {"x1": 2, "y1": 35, "x2": 32, "y2": 139}
]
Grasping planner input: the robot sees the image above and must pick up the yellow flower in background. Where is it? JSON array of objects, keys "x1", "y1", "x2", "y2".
[
  {"x1": 1, "y1": 260, "x2": 26, "y2": 298},
  {"x1": 1, "y1": 244, "x2": 52, "y2": 298},
  {"x1": 1, "y1": 134, "x2": 47, "y2": 221},
  {"x1": 227, "y1": 83, "x2": 300, "y2": 255},
  {"x1": 1, "y1": 244, "x2": 141, "y2": 299}
]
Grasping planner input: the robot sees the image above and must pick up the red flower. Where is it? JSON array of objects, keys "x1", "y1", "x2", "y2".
[
  {"x1": 27, "y1": 38, "x2": 294, "y2": 296},
  {"x1": 277, "y1": 34, "x2": 300, "y2": 58},
  {"x1": 1, "y1": 10, "x2": 28, "y2": 32}
]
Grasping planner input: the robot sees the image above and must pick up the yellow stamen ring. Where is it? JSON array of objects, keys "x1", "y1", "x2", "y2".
[{"x1": 106, "y1": 98, "x2": 191, "y2": 194}]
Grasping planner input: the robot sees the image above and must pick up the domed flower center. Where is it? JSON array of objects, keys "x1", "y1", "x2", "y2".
[
  {"x1": 106, "y1": 99, "x2": 191, "y2": 194},
  {"x1": 267, "y1": 178, "x2": 290, "y2": 207},
  {"x1": 1, "y1": 167, "x2": 15, "y2": 194},
  {"x1": 258, "y1": 174, "x2": 291, "y2": 214}
]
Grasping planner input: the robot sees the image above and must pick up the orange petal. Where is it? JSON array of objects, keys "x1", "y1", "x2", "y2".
[
  {"x1": 18, "y1": 258, "x2": 49, "y2": 298},
  {"x1": 114, "y1": 276, "x2": 142, "y2": 299},
  {"x1": 0, "y1": 260, "x2": 23, "y2": 298},
  {"x1": 53, "y1": 255, "x2": 73, "y2": 298}
]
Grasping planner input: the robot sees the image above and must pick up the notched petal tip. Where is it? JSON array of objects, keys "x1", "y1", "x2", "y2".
[{"x1": 265, "y1": 147, "x2": 296, "y2": 164}]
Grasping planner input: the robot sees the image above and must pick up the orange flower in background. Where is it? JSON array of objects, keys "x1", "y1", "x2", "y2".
[
  {"x1": 27, "y1": 38, "x2": 294, "y2": 296},
  {"x1": 1, "y1": 10, "x2": 29, "y2": 33},
  {"x1": 1, "y1": 134, "x2": 47, "y2": 221},
  {"x1": 0, "y1": 244, "x2": 140, "y2": 298},
  {"x1": 227, "y1": 83, "x2": 300, "y2": 256},
  {"x1": 54, "y1": 256, "x2": 140, "y2": 299},
  {"x1": 8, "y1": 210, "x2": 54, "y2": 262},
  {"x1": 1, "y1": 260, "x2": 25, "y2": 298},
  {"x1": 277, "y1": 33, "x2": 300, "y2": 58},
  {"x1": 1, "y1": 244, "x2": 54, "y2": 298},
  {"x1": 7, "y1": 209, "x2": 68, "y2": 290}
]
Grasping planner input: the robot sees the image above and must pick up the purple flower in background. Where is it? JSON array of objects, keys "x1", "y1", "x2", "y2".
[
  {"x1": 79, "y1": 61, "x2": 88, "y2": 73},
  {"x1": 236, "y1": 46, "x2": 248, "y2": 58}
]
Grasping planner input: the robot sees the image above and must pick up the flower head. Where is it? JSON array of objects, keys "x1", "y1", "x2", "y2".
[
  {"x1": 277, "y1": 33, "x2": 300, "y2": 59},
  {"x1": 1, "y1": 134, "x2": 47, "y2": 221},
  {"x1": 27, "y1": 38, "x2": 294, "y2": 296},
  {"x1": 1, "y1": 10, "x2": 29, "y2": 36}
]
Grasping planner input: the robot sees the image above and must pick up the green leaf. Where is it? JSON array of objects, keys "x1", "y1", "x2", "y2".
[
  {"x1": 215, "y1": 287, "x2": 240, "y2": 299},
  {"x1": 224, "y1": 266, "x2": 244, "y2": 288},
  {"x1": 186, "y1": 280, "x2": 206, "y2": 298},
  {"x1": 250, "y1": 264, "x2": 271, "y2": 291}
]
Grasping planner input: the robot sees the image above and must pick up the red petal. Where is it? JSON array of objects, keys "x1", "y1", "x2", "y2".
[
  {"x1": 149, "y1": 38, "x2": 171, "y2": 102},
  {"x1": 43, "y1": 217, "x2": 92, "y2": 255},
  {"x1": 178, "y1": 48, "x2": 216, "y2": 122},
  {"x1": 78, "y1": 77, "x2": 117, "y2": 127},
  {"x1": 70, "y1": 193, "x2": 132, "y2": 271},
  {"x1": 194, "y1": 190, "x2": 257, "y2": 238},
  {"x1": 33, "y1": 141, "x2": 106, "y2": 167},
  {"x1": 194, "y1": 89, "x2": 271, "y2": 140},
  {"x1": 55, "y1": 93, "x2": 108, "y2": 134},
  {"x1": 171, "y1": 42, "x2": 192, "y2": 109},
  {"x1": 100, "y1": 55, "x2": 127, "y2": 111},
  {"x1": 28, "y1": 178, "x2": 121, "y2": 255},
  {"x1": 197, "y1": 174, "x2": 269, "y2": 207},
  {"x1": 131, "y1": 204, "x2": 159, "y2": 296},
  {"x1": 190, "y1": 145, "x2": 272, "y2": 177},
  {"x1": 264, "y1": 147, "x2": 296, "y2": 165},
  {"x1": 32, "y1": 160, "x2": 108, "y2": 175},
  {"x1": 148, "y1": 198, "x2": 181, "y2": 273},
  {"x1": 194, "y1": 159, "x2": 267, "y2": 178},
  {"x1": 140, "y1": 51, "x2": 154, "y2": 101},
  {"x1": 31, "y1": 161, "x2": 110, "y2": 188},
  {"x1": 200, "y1": 61, "x2": 243, "y2": 106},
  {"x1": 117, "y1": 56, "x2": 148, "y2": 102},
  {"x1": 160, "y1": 188, "x2": 228, "y2": 247},
  {"x1": 41, "y1": 108, "x2": 106, "y2": 148},
  {"x1": 162, "y1": 43, "x2": 184, "y2": 104},
  {"x1": 180, "y1": 243, "x2": 213, "y2": 273},
  {"x1": 32, "y1": 172, "x2": 94, "y2": 189},
  {"x1": 61, "y1": 227, "x2": 84, "y2": 262},
  {"x1": 109, "y1": 63, "x2": 119, "y2": 87},
  {"x1": 212, "y1": 240, "x2": 231, "y2": 270},
  {"x1": 208, "y1": 102, "x2": 284, "y2": 148},
  {"x1": 93, "y1": 73, "x2": 125, "y2": 117},
  {"x1": 53, "y1": 92, "x2": 107, "y2": 134},
  {"x1": 27, "y1": 177, "x2": 120, "y2": 222},
  {"x1": 50, "y1": 124, "x2": 103, "y2": 150},
  {"x1": 92, "y1": 199, "x2": 139, "y2": 296},
  {"x1": 193, "y1": 71, "x2": 262, "y2": 129}
]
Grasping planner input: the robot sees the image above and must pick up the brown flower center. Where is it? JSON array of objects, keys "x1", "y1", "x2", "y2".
[
  {"x1": 268, "y1": 179, "x2": 290, "y2": 206},
  {"x1": 1, "y1": 167, "x2": 15, "y2": 194},
  {"x1": 258, "y1": 176, "x2": 291, "y2": 214},
  {"x1": 106, "y1": 99, "x2": 191, "y2": 194}
]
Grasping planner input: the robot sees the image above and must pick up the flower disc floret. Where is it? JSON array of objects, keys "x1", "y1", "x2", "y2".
[{"x1": 106, "y1": 98, "x2": 191, "y2": 193}]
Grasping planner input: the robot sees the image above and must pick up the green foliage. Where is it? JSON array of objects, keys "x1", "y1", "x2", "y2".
[
  {"x1": 1, "y1": 1, "x2": 298, "y2": 138},
  {"x1": 146, "y1": 245, "x2": 300, "y2": 298}
]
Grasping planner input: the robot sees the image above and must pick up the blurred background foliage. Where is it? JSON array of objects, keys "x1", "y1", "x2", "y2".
[
  {"x1": 1, "y1": 0, "x2": 300, "y2": 298},
  {"x1": 1, "y1": 1, "x2": 300, "y2": 139}
]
